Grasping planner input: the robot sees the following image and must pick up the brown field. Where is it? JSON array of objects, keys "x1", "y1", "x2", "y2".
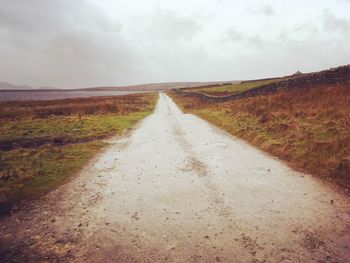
[
  {"x1": 0, "y1": 93, "x2": 158, "y2": 212},
  {"x1": 169, "y1": 83, "x2": 350, "y2": 190},
  {"x1": 0, "y1": 93, "x2": 155, "y2": 119}
]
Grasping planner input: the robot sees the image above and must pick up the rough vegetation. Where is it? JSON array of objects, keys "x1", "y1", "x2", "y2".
[
  {"x1": 0, "y1": 93, "x2": 158, "y2": 213},
  {"x1": 0, "y1": 94, "x2": 156, "y2": 119},
  {"x1": 169, "y1": 66, "x2": 350, "y2": 191},
  {"x1": 187, "y1": 78, "x2": 284, "y2": 96}
]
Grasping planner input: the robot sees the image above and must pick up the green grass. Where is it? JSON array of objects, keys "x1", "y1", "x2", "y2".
[
  {"x1": 190, "y1": 79, "x2": 284, "y2": 96},
  {"x1": 0, "y1": 111, "x2": 152, "y2": 142},
  {"x1": 0, "y1": 142, "x2": 105, "y2": 202}
]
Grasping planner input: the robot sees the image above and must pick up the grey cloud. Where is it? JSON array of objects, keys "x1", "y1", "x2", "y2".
[
  {"x1": 247, "y1": 5, "x2": 275, "y2": 16},
  {"x1": 293, "y1": 24, "x2": 319, "y2": 34},
  {"x1": 222, "y1": 29, "x2": 267, "y2": 49},
  {"x1": 223, "y1": 29, "x2": 244, "y2": 42},
  {"x1": 0, "y1": 0, "x2": 348, "y2": 88},
  {"x1": 260, "y1": 5, "x2": 275, "y2": 16},
  {"x1": 246, "y1": 34, "x2": 267, "y2": 49},
  {"x1": 144, "y1": 9, "x2": 202, "y2": 41},
  {"x1": 0, "y1": 0, "x2": 143, "y2": 88},
  {"x1": 322, "y1": 9, "x2": 350, "y2": 33}
]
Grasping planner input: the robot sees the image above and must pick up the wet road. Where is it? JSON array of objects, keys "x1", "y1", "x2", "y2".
[{"x1": 1, "y1": 93, "x2": 350, "y2": 262}]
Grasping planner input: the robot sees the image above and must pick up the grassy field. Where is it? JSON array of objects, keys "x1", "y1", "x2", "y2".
[
  {"x1": 169, "y1": 84, "x2": 350, "y2": 191},
  {"x1": 0, "y1": 93, "x2": 158, "y2": 212},
  {"x1": 187, "y1": 78, "x2": 284, "y2": 96}
]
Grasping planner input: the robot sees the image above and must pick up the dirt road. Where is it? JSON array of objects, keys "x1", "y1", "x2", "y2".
[{"x1": 1, "y1": 93, "x2": 350, "y2": 262}]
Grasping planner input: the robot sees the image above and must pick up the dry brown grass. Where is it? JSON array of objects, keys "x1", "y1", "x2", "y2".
[
  {"x1": 0, "y1": 93, "x2": 154, "y2": 120},
  {"x1": 169, "y1": 84, "x2": 350, "y2": 190}
]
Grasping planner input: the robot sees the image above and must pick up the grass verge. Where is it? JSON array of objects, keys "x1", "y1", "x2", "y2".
[
  {"x1": 187, "y1": 78, "x2": 285, "y2": 96},
  {"x1": 0, "y1": 93, "x2": 158, "y2": 213},
  {"x1": 169, "y1": 84, "x2": 350, "y2": 191}
]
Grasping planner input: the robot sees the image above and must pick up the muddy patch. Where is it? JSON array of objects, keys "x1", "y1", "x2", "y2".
[
  {"x1": 0, "y1": 135, "x2": 108, "y2": 151},
  {"x1": 180, "y1": 157, "x2": 209, "y2": 177}
]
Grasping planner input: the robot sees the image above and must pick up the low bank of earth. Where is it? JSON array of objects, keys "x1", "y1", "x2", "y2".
[{"x1": 0, "y1": 93, "x2": 158, "y2": 213}]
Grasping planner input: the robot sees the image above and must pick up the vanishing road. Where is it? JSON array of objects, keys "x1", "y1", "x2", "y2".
[{"x1": 1, "y1": 93, "x2": 350, "y2": 262}]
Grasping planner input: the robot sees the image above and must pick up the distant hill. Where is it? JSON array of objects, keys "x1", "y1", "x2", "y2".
[
  {"x1": 81, "y1": 81, "x2": 240, "y2": 92},
  {"x1": 0, "y1": 81, "x2": 239, "y2": 92},
  {"x1": 38, "y1": 86, "x2": 61, "y2": 90},
  {"x1": 0, "y1": 82, "x2": 34, "y2": 90}
]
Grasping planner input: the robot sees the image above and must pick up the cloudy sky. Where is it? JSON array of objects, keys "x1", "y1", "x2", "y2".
[{"x1": 0, "y1": 0, "x2": 349, "y2": 88}]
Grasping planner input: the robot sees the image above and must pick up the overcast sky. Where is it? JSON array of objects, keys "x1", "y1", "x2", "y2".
[{"x1": 0, "y1": 0, "x2": 349, "y2": 88}]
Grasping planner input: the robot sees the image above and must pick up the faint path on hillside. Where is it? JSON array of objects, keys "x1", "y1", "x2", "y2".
[{"x1": 1, "y1": 93, "x2": 350, "y2": 262}]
